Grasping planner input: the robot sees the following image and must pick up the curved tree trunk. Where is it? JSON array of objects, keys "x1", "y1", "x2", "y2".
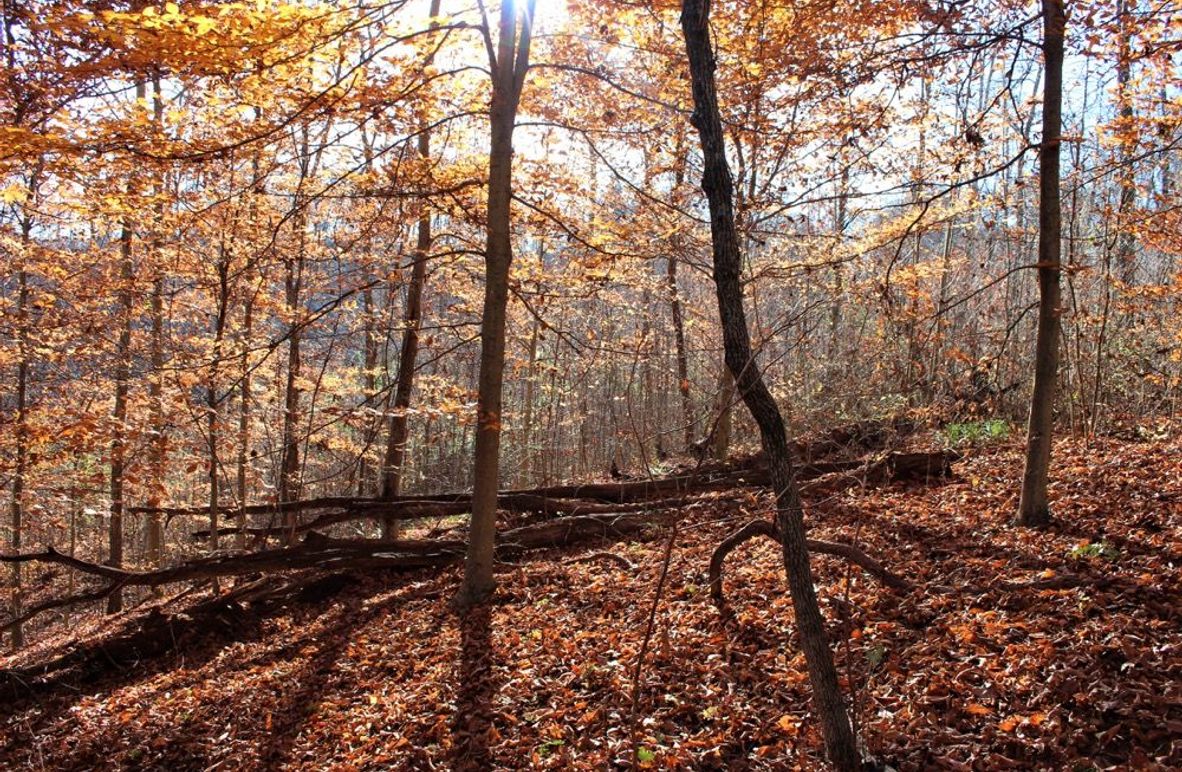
[{"x1": 680, "y1": 0, "x2": 859, "y2": 767}]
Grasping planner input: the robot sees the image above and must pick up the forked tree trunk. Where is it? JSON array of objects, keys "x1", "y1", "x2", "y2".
[
  {"x1": 1017, "y1": 0, "x2": 1066, "y2": 527},
  {"x1": 680, "y1": 0, "x2": 860, "y2": 767},
  {"x1": 458, "y1": 0, "x2": 538, "y2": 608}
]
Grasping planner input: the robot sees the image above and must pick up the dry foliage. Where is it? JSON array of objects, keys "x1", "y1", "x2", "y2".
[{"x1": 2, "y1": 428, "x2": 1179, "y2": 769}]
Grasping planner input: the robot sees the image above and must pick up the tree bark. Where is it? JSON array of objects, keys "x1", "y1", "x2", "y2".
[
  {"x1": 458, "y1": 0, "x2": 538, "y2": 608},
  {"x1": 147, "y1": 74, "x2": 166, "y2": 569},
  {"x1": 1114, "y1": 0, "x2": 1136, "y2": 286},
  {"x1": 279, "y1": 176, "x2": 307, "y2": 543},
  {"x1": 1017, "y1": 0, "x2": 1066, "y2": 528},
  {"x1": 208, "y1": 248, "x2": 230, "y2": 559},
  {"x1": 380, "y1": 0, "x2": 442, "y2": 535},
  {"x1": 109, "y1": 123, "x2": 139, "y2": 614},
  {"x1": 10, "y1": 256, "x2": 29, "y2": 649},
  {"x1": 666, "y1": 254, "x2": 695, "y2": 452},
  {"x1": 680, "y1": 0, "x2": 860, "y2": 766},
  {"x1": 710, "y1": 362, "x2": 735, "y2": 460},
  {"x1": 236, "y1": 292, "x2": 254, "y2": 550},
  {"x1": 359, "y1": 283, "x2": 378, "y2": 496}
]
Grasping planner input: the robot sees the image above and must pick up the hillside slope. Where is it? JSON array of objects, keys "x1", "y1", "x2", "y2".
[{"x1": 2, "y1": 431, "x2": 1180, "y2": 770}]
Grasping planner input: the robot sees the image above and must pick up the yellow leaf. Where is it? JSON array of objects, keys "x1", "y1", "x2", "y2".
[
  {"x1": 999, "y1": 715, "x2": 1020, "y2": 731},
  {"x1": 965, "y1": 703, "x2": 992, "y2": 716},
  {"x1": 0, "y1": 184, "x2": 26, "y2": 204},
  {"x1": 776, "y1": 714, "x2": 799, "y2": 735}
]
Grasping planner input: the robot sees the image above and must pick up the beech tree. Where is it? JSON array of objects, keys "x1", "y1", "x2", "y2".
[
  {"x1": 1017, "y1": 0, "x2": 1067, "y2": 528},
  {"x1": 458, "y1": 0, "x2": 539, "y2": 607},
  {"x1": 381, "y1": 0, "x2": 444, "y2": 537}
]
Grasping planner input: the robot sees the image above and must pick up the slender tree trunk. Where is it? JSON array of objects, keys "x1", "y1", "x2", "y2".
[
  {"x1": 1115, "y1": 0, "x2": 1136, "y2": 286},
  {"x1": 1017, "y1": 0, "x2": 1066, "y2": 527},
  {"x1": 9, "y1": 263, "x2": 28, "y2": 649},
  {"x1": 146, "y1": 276, "x2": 166, "y2": 568},
  {"x1": 711, "y1": 362, "x2": 734, "y2": 460},
  {"x1": 279, "y1": 237, "x2": 304, "y2": 542},
  {"x1": 109, "y1": 131, "x2": 140, "y2": 614},
  {"x1": 1161, "y1": 86, "x2": 1173, "y2": 200},
  {"x1": 380, "y1": 0, "x2": 443, "y2": 532},
  {"x1": 458, "y1": 0, "x2": 537, "y2": 607},
  {"x1": 236, "y1": 295, "x2": 253, "y2": 550},
  {"x1": 146, "y1": 74, "x2": 166, "y2": 568},
  {"x1": 237, "y1": 122, "x2": 263, "y2": 548},
  {"x1": 358, "y1": 284, "x2": 378, "y2": 496},
  {"x1": 931, "y1": 217, "x2": 956, "y2": 396},
  {"x1": 380, "y1": 172, "x2": 431, "y2": 504},
  {"x1": 681, "y1": 0, "x2": 859, "y2": 766},
  {"x1": 666, "y1": 255, "x2": 694, "y2": 451},
  {"x1": 208, "y1": 252, "x2": 230, "y2": 561},
  {"x1": 521, "y1": 316, "x2": 539, "y2": 486}
]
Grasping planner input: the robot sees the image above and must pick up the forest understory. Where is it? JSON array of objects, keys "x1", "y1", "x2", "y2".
[{"x1": 1, "y1": 423, "x2": 1178, "y2": 771}]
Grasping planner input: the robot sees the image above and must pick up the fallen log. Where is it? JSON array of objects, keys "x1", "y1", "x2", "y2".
[
  {"x1": 4, "y1": 444, "x2": 959, "y2": 635},
  {"x1": 2, "y1": 509, "x2": 683, "y2": 632},
  {"x1": 0, "y1": 573, "x2": 352, "y2": 694},
  {"x1": 191, "y1": 496, "x2": 695, "y2": 541},
  {"x1": 186, "y1": 450, "x2": 959, "y2": 541},
  {"x1": 132, "y1": 416, "x2": 931, "y2": 524}
]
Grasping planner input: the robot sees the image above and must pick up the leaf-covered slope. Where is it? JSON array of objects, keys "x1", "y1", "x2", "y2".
[{"x1": 2, "y1": 431, "x2": 1179, "y2": 770}]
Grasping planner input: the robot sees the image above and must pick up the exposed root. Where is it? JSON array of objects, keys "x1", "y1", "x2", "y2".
[{"x1": 708, "y1": 519, "x2": 913, "y2": 607}]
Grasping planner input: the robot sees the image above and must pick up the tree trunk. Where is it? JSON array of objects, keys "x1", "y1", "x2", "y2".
[
  {"x1": 1017, "y1": 0, "x2": 1066, "y2": 527},
  {"x1": 236, "y1": 293, "x2": 254, "y2": 550},
  {"x1": 358, "y1": 284, "x2": 378, "y2": 496},
  {"x1": 521, "y1": 316, "x2": 540, "y2": 486},
  {"x1": 711, "y1": 362, "x2": 734, "y2": 460},
  {"x1": 458, "y1": 0, "x2": 537, "y2": 608},
  {"x1": 680, "y1": 0, "x2": 860, "y2": 767},
  {"x1": 208, "y1": 250, "x2": 230, "y2": 561},
  {"x1": 109, "y1": 102, "x2": 141, "y2": 613},
  {"x1": 10, "y1": 263, "x2": 28, "y2": 649},
  {"x1": 146, "y1": 75, "x2": 166, "y2": 569},
  {"x1": 380, "y1": 0, "x2": 442, "y2": 535},
  {"x1": 666, "y1": 254, "x2": 695, "y2": 452},
  {"x1": 279, "y1": 238, "x2": 304, "y2": 542},
  {"x1": 1114, "y1": 0, "x2": 1136, "y2": 286}
]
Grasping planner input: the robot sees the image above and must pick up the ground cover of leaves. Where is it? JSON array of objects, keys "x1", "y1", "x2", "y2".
[{"x1": 1, "y1": 429, "x2": 1179, "y2": 770}]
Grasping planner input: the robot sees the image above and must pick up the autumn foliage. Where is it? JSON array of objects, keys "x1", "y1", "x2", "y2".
[{"x1": 1, "y1": 0, "x2": 1180, "y2": 767}]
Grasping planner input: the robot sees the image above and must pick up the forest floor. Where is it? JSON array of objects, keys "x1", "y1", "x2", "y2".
[{"x1": 1, "y1": 425, "x2": 1180, "y2": 770}]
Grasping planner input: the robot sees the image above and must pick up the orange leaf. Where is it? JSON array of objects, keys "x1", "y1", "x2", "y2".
[{"x1": 776, "y1": 714, "x2": 799, "y2": 735}]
